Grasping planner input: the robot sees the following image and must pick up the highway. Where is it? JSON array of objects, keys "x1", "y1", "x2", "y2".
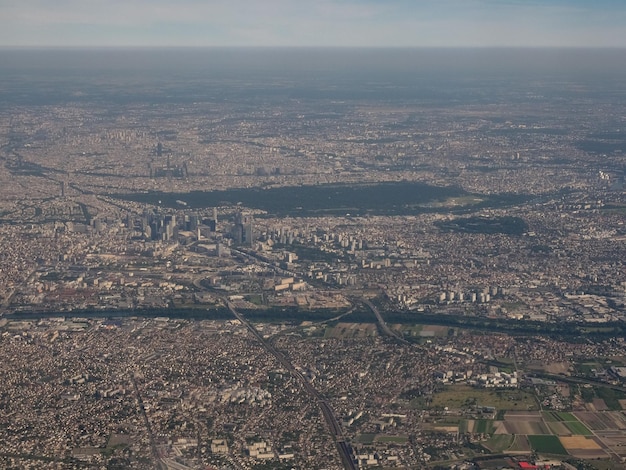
[
  {"x1": 362, "y1": 298, "x2": 410, "y2": 345},
  {"x1": 225, "y1": 301, "x2": 358, "y2": 470},
  {"x1": 131, "y1": 376, "x2": 167, "y2": 470}
]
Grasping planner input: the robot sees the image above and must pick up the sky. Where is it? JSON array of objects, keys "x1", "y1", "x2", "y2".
[{"x1": 0, "y1": 0, "x2": 625, "y2": 48}]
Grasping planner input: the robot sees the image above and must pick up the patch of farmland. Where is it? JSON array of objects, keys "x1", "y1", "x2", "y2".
[
  {"x1": 504, "y1": 420, "x2": 551, "y2": 435},
  {"x1": 493, "y1": 421, "x2": 509, "y2": 435},
  {"x1": 594, "y1": 430, "x2": 626, "y2": 451},
  {"x1": 560, "y1": 436, "x2": 602, "y2": 451},
  {"x1": 556, "y1": 412, "x2": 577, "y2": 421},
  {"x1": 564, "y1": 420, "x2": 592, "y2": 436},
  {"x1": 592, "y1": 398, "x2": 609, "y2": 411},
  {"x1": 459, "y1": 420, "x2": 470, "y2": 433},
  {"x1": 547, "y1": 421, "x2": 571, "y2": 436},
  {"x1": 567, "y1": 449, "x2": 609, "y2": 459},
  {"x1": 504, "y1": 411, "x2": 542, "y2": 420},
  {"x1": 598, "y1": 411, "x2": 626, "y2": 430},
  {"x1": 542, "y1": 411, "x2": 564, "y2": 422},
  {"x1": 482, "y1": 434, "x2": 515, "y2": 453},
  {"x1": 507, "y1": 435, "x2": 531, "y2": 453},
  {"x1": 472, "y1": 419, "x2": 496, "y2": 434},
  {"x1": 528, "y1": 435, "x2": 568, "y2": 455},
  {"x1": 575, "y1": 412, "x2": 608, "y2": 431}
]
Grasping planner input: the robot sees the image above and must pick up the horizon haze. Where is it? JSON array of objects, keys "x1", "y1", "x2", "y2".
[{"x1": 1, "y1": 0, "x2": 625, "y2": 48}]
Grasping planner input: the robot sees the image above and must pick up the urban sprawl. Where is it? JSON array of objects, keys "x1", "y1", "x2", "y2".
[{"x1": 1, "y1": 65, "x2": 626, "y2": 470}]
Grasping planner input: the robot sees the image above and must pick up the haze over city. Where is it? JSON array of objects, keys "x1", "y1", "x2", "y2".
[
  {"x1": 1, "y1": 1, "x2": 626, "y2": 470},
  {"x1": 1, "y1": 0, "x2": 626, "y2": 48}
]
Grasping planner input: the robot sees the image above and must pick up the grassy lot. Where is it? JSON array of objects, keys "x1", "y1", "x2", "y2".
[
  {"x1": 430, "y1": 385, "x2": 538, "y2": 411},
  {"x1": 375, "y1": 435, "x2": 409, "y2": 444},
  {"x1": 324, "y1": 323, "x2": 378, "y2": 339},
  {"x1": 392, "y1": 324, "x2": 423, "y2": 338},
  {"x1": 355, "y1": 434, "x2": 376, "y2": 445},
  {"x1": 576, "y1": 362, "x2": 602, "y2": 374},
  {"x1": 245, "y1": 294, "x2": 264, "y2": 305},
  {"x1": 393, "y1": 324, "x2": 453, "y2": 339},
  {"x1": 527, "y1": 435, "x2": 568, "y2": 455},
  {"x1": 584, "y1": 459, "x2": 622, "y2": 470}
]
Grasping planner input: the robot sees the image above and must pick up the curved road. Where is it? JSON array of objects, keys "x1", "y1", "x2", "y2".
[{"x1": 362, "y1": 298, "x2": 410, "y2": 345}]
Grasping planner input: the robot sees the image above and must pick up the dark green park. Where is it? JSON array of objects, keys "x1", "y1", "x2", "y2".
[{"x1": 113, "y1": 181, "x2": 527, "y2": 217}]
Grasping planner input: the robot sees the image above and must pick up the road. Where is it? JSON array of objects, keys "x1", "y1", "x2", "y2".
[
  {"x1": 362, "y1": 298, "x2": 410, "y2": 345},
  {"x1": 131, "y1": 375, "x2": 166, "y2": 470},
  {"x1": 225, "y1": 301, "x2": 358, "y2": 470}
]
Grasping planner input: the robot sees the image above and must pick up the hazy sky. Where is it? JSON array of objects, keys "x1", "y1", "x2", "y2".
[{"x1": 1, "y1": 0, "x2": 625, "y2": 48}]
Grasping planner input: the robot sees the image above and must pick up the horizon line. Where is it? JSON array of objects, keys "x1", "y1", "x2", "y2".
[{"x1": 2, "y1": 45, "x2": 626, "y2": 51}]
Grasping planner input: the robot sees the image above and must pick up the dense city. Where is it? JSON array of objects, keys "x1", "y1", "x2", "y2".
[{"x1": 1, "y1": 48, "x2": 626, "y2": 469}]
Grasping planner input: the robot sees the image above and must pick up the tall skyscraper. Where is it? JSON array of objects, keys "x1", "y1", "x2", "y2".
[{"x1": 232, "y1": 212, "x2": 253, "y2": 245}]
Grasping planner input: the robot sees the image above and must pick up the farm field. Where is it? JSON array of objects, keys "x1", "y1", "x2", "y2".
[
  {"x1": 560, "y1": 436, "x2": 602, "y2": 450},
  {"x1": 542, "y1": 411, "x2": 577, "y2": 422},
  {"x1": 432, "y1": 389, "x2": 626, "y2": 463},
  {"x1": 561, "y1": 438, "x2": 608, "y2": 460},
  {"x1": 463, "y1": 419, "x2": 498, "y2": 434},
  {"x1": 504, "y1": 420, "x2": 551, "y2": 435},
  {"x1": 527, "y1": 435, "x2": 568, "y2": 455},
  {"x1": 547, "y1": 421, "x2": 571, "y2": 436},
  {"x1": 542, "y1": 411, "x2": 593, "y2": 436},
  {"x1": 507, "y1": 435, "x2": 531, "y2": 453},
  {"x1": 482, "y1": 434, "x2": 515, "y2": 453},
  {"x1": 468, "y1": 410, "x2": 626, "y2": 460},
  {"x1": 564, "y1": 420, "x2": 593, "y2": 436},
  {"x1": 575, "y1": 411, "x2": 626, "y2": 432}
]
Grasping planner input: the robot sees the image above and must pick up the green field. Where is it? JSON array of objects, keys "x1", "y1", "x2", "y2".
[
  {"x1": 543, "y1": 411, "x2": 577, "y2": 422},
  {"x1": 459, "y1": 420, "x2": 468, "y2": 433},
  {"x1": 430, "y1": 385, "x2": 538, "y2": 411},
  {"x1": 542, "y1": 411, "x2": 561, "y2": 422},
  {"x1": 356, "y1": 434, "x2": 376, "y2": 445},
  {"x1": 460, "y1": 419, "x2": 496, "y2": 434},
  {"x1": 564, "y1": 421, "x2": 593, "y2": 436},
  {"x1": 375, "y1": 435, "x2": 409, "y2": 444},
  {"x1": 474, "y1": 420, "x2": 496, "y2": 434},
  {"x1": 528, "y1": 435, "x2": 568, "y2": 455}
]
